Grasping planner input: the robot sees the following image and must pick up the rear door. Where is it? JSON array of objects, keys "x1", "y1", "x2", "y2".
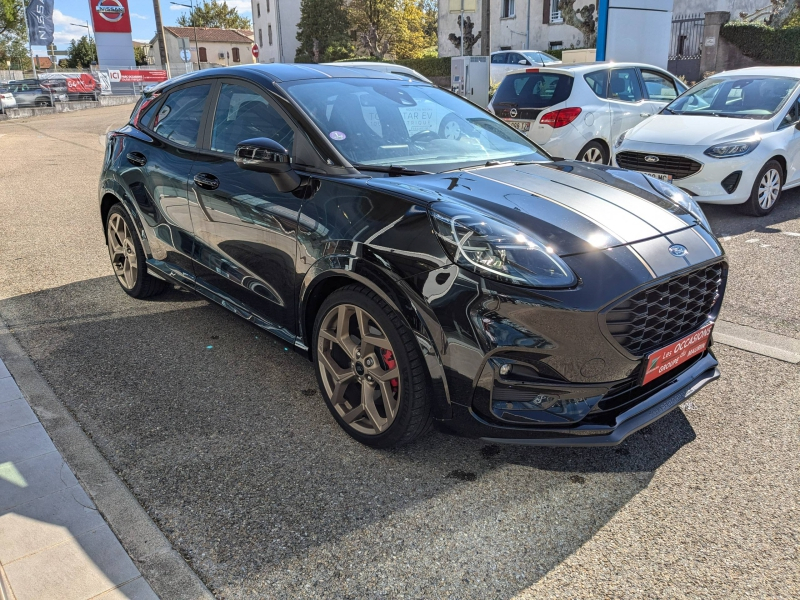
[
  {"x1": 187, "y1": 79, "x2": 300, "y2": 337},
  {"x1": 608, "y1": 67, "x2": 650, "y2": 141},
  {"x1": 119, "y1": 81, "x2": 212, "y2": 285}
]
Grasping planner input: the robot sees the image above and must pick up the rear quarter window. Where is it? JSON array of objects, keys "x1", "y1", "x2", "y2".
[
  {"x1": 493, "y1": 73, "x2": 574, "y2": 107},
  {"x1": 583, "y1": 70, "x2": 608, "y2": 98}
]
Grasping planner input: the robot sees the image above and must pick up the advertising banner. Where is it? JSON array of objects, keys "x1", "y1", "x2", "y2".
[
  {"x1": 108, "y1": 70, "x2": 168, "y2": 83},
  {"x1": 26, "y1": 0, "x2": 55, "y2": 47}
]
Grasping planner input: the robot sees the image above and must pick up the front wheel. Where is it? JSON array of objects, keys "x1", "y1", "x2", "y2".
[
  {"x1": 743, "y1": 160, "x2": 783, "y2": 216},
  {"x1": 313, "y1": 285, "x2": 431, "y2": 448},
  {"x1": 577, "y1": 140, "x2": 609, "y2": 165}
]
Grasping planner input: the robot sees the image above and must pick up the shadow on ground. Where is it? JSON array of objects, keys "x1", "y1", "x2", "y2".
[
  {"x1": 704, "y1": 187, "x2": 800, "y2": 236},
  {"x1": 0, "y1": 276, "x2": 697, "y2": 599}
]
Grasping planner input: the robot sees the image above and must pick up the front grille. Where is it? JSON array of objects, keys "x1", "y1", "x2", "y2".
[
  {"x1": 604, "y1": 262, "x2": 724, "y2": 356},
  {"x1": 616, "y1": 151, "x2": 702, "y2": 180}
]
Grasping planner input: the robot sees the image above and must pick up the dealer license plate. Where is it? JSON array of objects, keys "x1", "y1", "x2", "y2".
[
  {"x1": 505, "y1": 120, "x2": 531, "y2": 132},
  {"x1": 641, "y1": 322, "x2": 714, "y2": 385},
  {"x1": 642, "y1": 171, "x2": 673, "y2": 183}
]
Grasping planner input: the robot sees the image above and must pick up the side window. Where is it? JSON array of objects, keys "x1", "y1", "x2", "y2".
[
  {"x1": 508, "y1": 53, "x2": 527, "y2": 66},
  {"x1": 609, "y1": 68, "x2": 643, "y2": 102},
  {"x1": 640, "y1": 69, "x2": 678, "y2": 102},
  {"x1": 584, "y1": 70, "x2": 608, "y2": 98},
  {"x1": 491, "y1": 53, "x2": 507, "y2": 64},
  {"x1": 150, "y1": 84, "x2": 211, "y2": 148},
  {"x1": 210, "y1": 83, "x2": 294, "y2": 155}
]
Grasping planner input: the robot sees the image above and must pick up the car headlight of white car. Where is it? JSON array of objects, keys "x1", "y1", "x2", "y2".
[
  {"x1": 703, "y1": 138, "x2": 760, "y2": 159},
  {"x1": 645, "y1": 175, "x2": 712, "y2": 232},
  {"x1": 614, "y1": 131, "x2": 627, "y2": 149}
]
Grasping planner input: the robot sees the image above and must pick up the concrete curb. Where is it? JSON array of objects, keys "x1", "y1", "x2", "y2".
[
  {"x1": 0, "y1": 95, "x2": 139, "y2": 122},
  {"x1": 0, "y1": 318, "x2": 214, "y2": 600},
  {"x1": 714, "y1": 319, "x2": 800, "y2": 364}
]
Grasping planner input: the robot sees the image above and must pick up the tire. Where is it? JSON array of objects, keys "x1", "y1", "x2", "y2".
[
  {"x1": 439, "y1": 114, "x2": 463, "y2": 140},
  {"x1": 35, "y1": 98, "x2": 50, "y2": 107},
  {"x1": 105, "y1": 204, "x2": 168, "y2": 298},
  {"x1": 312, "y1": 285, "x2": 432, "y2": 448},
  {"x1": 577, "y1": 140, "x2": 609, "y2": 165},
  {"x1": 742, "y1": 160, "x2": 783, "y2": 217}
]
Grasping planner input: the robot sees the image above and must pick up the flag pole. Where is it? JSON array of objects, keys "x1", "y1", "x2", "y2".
[{"x1": 23, "y1": 1, "x2": 38, "y2": 78}]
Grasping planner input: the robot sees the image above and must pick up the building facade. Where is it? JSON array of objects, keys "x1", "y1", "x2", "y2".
[
  {"x1": 250, "y1": 0, "x2": 301, "y2": 64},
  {"x1": 149, "y1": 27, "x2": 256, "y2": 74}
]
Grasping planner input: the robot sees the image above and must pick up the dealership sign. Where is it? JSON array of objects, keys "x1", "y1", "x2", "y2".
[
  {"x1": 108, "y1": 70, "x2": 168, "y2": 83},
  {"x1": 91, "y1": 0, "x2": 132, "y2": 33},
  {"x1": 90, "y1": 0, "x2": 135, "y2": 69}
]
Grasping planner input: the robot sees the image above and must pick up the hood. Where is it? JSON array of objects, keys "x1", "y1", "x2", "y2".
[
  {"x1": 366, "y1": 161, "x2": 701, "y2": 257},
  {"x1": 625, "y1": 114, "x2": 771, "y2": 146}
]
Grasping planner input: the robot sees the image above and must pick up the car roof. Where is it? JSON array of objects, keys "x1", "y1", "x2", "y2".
[
  {"x1": 712, "y1": 66, "x2": 800, "y2": 79},
  {"x1": 491, "y1": 49, "x2": 550, "y2": 53},
  {"x1": 234, "y1": 63, "x2": 407, "y2": 82},
  {"x1": 320, "y1": 62, "x2": 433, "y2": 83}
]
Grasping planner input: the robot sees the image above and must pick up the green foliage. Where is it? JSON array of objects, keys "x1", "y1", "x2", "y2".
[
  {"x1": 134, "y1": 46, "x2": 148, "y2": 66},
  {"x1": 0, "y1": 32, "x2": 29, "y2": 69},
  {"x1": 176, "y1": 0, "x2": 251, "y2": 29},
  {"x1": 66, "y1": 36, "x2": 97, "y2": 69},
  {"x1": 720, "y1": 20, "x2": 800, "y2": 65},
  {"x1": 0, "y1": 0, "x2": 24, "y2": 36},
  {"x1": 295, "y1": 0, "x2": 353, "y2": 63},
  {"x1": 548, "y1": 49, "x2": 563, "y2": 60},
  {"x1": 335, "y1": 55, "x2": 451, "y2": 78}
]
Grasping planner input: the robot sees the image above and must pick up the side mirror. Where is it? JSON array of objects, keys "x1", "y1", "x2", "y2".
[
  {"x1": 519, "y1": 60, "x2": 529, "y2": 65},
  {"x1": 234, "y1": 137, "x2": 301, "y2": 193}
]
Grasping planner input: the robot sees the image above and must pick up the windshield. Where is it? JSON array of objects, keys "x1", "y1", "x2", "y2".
[
  {"x1": 665, "y1": 76, "x2": 797, "y2": 119},
  {"x1": 525, "y1": 51, "x2": 559, "y2": 64},
  {"x1": 280, "y1": 79, "x2": 549, "y2": 171}
]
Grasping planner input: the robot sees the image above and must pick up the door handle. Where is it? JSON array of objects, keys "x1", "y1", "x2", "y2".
[
  {"x1": 193, "y1": 173, "x2": 220, "y2": 190},
  {"x1": 126, "y1": 152, "x2": 147, "y2": 166}
]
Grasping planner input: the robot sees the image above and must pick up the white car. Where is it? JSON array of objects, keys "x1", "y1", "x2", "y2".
[
  {"x1": 614, "y1": 67, "x2": 800, "y2": 216},
  {"x1": 0, "y1": 87, "x2": 17, "y2": 112},
  {"x1": 322, "y1": 62, "x2": 432, "y2": 84},
  {"x1": 487, "y1": 62, "x2": 687, "y2": 164},
  {"x1": 490, "y1": 50, "x2": 561, "y2": 84}
]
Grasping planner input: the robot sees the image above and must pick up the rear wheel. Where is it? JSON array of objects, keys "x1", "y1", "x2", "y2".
[
  {"x1": 35, "y1": 98, "x2": 51, "y2": 107},
  {"x1": 106, "y1": 204, "x2": 168, "y2": 298},
  {"x1": 577, "y1": 140, "x2": 609, "y2": 165},
  {"x1": 313, "y1": 285, "x2": 431, "y2": 448},
  {"x1": 742, "y1": 160, "x2": 783, "y2": 217}
]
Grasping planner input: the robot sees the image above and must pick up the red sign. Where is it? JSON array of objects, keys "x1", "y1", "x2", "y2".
[
  {"x1": 108, "y1": 70, "x2": 168, "y2": 83},
  {"x1": 90, "y1": 0, "x2": 132, "y2": 34},
  {"x1": 641, "y1": 323, "x2": 714, "y2": 385},
  {"x1": 65, "y1": 74, "x2": 98, "y2": 93},
  {"x1": 252, "y1": 44, "x2": 259, "y2": 58}
]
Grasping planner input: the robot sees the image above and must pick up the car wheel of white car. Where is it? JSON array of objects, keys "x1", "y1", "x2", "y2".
[
  {"x1": 577, "y1": 141, "x2": 609, "y2": 165},
  {"x1": 439, "y1": 115, "x2": 462, "y2": 140},
  {"x1": 744, "y1": 160, "x2": 783, "y2": 217}
]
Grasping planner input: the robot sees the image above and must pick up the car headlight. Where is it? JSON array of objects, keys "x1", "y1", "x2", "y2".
[
  {"x1": 704, "y1": 138, "x2": 760, "y2": 158},
  {"x1": 430, "y1": 209, "x2": 577, "y2": 288},
  {"x1": 645, "y1": 175, "x2": 711, "y2": 231},
  {"x1": 614, "y1": 130, "x2": 627, "y2": 149}
]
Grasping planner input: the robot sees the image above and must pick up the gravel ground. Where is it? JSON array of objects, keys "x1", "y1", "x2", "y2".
[{"x1": 0, "y1": 107, "x2": 798, "y2": 599}]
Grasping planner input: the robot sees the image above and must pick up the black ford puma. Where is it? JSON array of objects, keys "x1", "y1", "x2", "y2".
[{"x1": 99, "y1": 64, "x2": 726, "y2": 448}]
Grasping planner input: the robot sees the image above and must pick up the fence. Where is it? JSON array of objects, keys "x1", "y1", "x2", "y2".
[{"x1": 668, "y1": 13, "x2": 705, "y2": 83}]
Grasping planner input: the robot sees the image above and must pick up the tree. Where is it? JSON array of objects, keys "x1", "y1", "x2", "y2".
[
  {"x1": 134, "y1": 45, "x2": 148, "y2": 66},
  {"x1": 394, "y1": 0, "x2": 433, "y2": 59},
  {"x1": 349, "y1": 0, "x2": 399, "y2": 59},
  {"x1": 0, "y1": 0, "x2": 24, "y2": 36},
  {"x1": 0, "y1": 33, "x2": 29, "y2": 69},
  {"x1": 559, "y1": 1, "x2": 597, "y2": 48},
  {"x1": 448, "y1": 14, "x2": 481, "y2": 55},
  {"x1": 176, "y1": 0, "x2": 251, "y2": 29},
  {"x1": 295, "y1": 0, "x2": 352, "y2": 63},
  {"x1": 65, "y1": 36, "x2": 97, "y2": 68}
]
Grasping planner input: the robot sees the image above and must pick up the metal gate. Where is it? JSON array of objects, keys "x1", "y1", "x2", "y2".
[{"x1": 668, "y1": 14, "x2": 705, "y2": 84}]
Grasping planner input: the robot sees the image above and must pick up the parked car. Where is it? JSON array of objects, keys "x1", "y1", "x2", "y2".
[
  {"x1": 100, "y1": 64, "x2": 725, "y2": 448},
  {"x1": 613, "y1": 67, "x2": 800, "y2": 216},
  {"x1": 0, "y1": 87, "x2": 17, "y2": 112},
  {"x1": 7, "y1": 80, "x2": 67, "y2": 107},
  {"x1": 488, "y1": 62, "x2": 687, "y2": 164},
  {"x1": 490, "y1": 50, "x2": 561, "y2": 84},
  {"x1": 323, "y1": 61, "x2": 432, "y2": 84}
]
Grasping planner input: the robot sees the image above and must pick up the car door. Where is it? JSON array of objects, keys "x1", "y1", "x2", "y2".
[
  {"x1": 639, "y1": 68, "x2": 681, "y2": 115},
  {"x1": 187, "y1": 79, "x2": 300, "y2": 337},
  {"x1": 12, "y1": 83, "x2": 34, "y2": 106},
  {"x1": 608, "y1": 67, "x2": 650, "y2": 142},
  {"x1": 119, "y1": 82, "x2": 212, "y2": 285},
  {"x1": 778, "y1": 95, "x2": 800, "y2": 186},
  {"x1": 491, "y1": 53, "x2": 507, "y2": 84}
]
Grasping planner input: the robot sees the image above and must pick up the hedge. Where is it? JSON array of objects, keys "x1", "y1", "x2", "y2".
[
  {"x1": 335, "y1": 56, "x2": 451, "y2": 78},
  {"x1": 720, "y1": 21, "x2": 800, "y2": 65}
]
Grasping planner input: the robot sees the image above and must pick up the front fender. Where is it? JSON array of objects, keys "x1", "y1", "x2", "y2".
[{"x1": 299, "y1": 255, "x2": 452, "y2": 419}]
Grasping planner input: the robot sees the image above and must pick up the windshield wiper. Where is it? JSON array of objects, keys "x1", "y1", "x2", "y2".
[{"x1": 352, "y1": 164, "x2": 430, "y2": 176}]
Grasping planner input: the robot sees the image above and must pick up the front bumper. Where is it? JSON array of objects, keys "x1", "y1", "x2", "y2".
[
  {"x1": 613, "y1": 141, "x2": 760, "y2": 205},
  {"x1": 441, "y1": 351, "x2": 719, "y2": 446}
]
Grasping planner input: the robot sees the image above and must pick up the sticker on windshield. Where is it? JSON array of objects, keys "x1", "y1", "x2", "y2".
[{"x1": 329, "y1": 130, "x2": 346, "y2": 141}]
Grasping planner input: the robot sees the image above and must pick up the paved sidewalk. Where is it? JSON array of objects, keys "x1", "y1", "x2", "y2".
[{"x1": 0, "y1": 359, "x2": 158, "y2": 600}]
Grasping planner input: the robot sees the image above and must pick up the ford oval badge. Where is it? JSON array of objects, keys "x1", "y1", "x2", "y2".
[
  {"x1": 668, "y1": 244, "x2": 688, "y2": 257},
  {"x1": 644, "y1": 155, "x2": 660, "y2": 163}
]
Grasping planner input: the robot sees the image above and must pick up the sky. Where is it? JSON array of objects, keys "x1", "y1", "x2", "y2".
[{"x1": 45, "y1": 0, "x2": 253, "y2": 48}]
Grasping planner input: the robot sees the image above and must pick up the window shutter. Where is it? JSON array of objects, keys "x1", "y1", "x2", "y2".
[{"x1": 543, "y1": 0, "x2": 551, "y2": 24}]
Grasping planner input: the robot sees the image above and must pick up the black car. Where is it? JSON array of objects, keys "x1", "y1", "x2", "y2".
[{"x1": 99, "y1": 65, "x2": 726, "y2": 448}]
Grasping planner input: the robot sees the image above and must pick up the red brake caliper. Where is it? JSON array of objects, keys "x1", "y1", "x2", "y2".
[{"x1": 380, "y1": 349, "x2": 399, "y2": 393}]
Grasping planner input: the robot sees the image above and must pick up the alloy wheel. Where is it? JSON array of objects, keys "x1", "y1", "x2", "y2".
[
  {"x1": 443, "y1": 120, "x2": 461, "y2": 140},
  {"x1": 582, "y1": 147, "x2": 604, "y2": 163},
  {"x1": 317, "y1": 303, "x2": 401, "y2": 435},
  {"x1": 758, "y1": 168, "x2": 781, "y2": 210},
  {"x1": 107, "y1": 213, "x2": 138, "y2": 290}
]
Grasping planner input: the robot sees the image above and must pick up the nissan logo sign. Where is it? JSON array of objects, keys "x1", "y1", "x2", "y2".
[
  {"x1": 509, "y1": 108, "x2": 518, "y2": 118},
  {"x1": 96, "y1": 0, "x2": 125, "y2": 22},
  {"x1": 644, "y1": 155, "x2": 660, "y2": 163}
]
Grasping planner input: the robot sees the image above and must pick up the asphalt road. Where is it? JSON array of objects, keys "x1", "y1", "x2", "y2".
[{"x1": 0, "y1": 106, "x2": 797, "y2": 599}]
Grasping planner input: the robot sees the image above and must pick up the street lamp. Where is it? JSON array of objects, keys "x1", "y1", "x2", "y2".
[
  {"x1": 170, "y1": 1, "x2": 200, "y2": 71},
  {"x1": 70, "y1": 20, "x2": 94, "y2": 42}
]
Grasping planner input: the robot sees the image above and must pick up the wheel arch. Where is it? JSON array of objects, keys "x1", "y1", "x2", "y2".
[
  {"x1": 577, "y1": 138, "x2": 610, "y2": 162},
  {"x1": 768, "y1": 154, "x2": 787, "y2": 181}
]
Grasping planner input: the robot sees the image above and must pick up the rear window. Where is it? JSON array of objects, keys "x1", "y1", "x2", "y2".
[{"x1": 493, "y1": 72, "x2": 573, "y2": 107}]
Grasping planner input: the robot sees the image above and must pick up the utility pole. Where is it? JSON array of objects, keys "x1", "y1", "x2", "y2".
[
  {"x1": 482, "y1": 0, "x2": 490, "y2": 55},
  {"x1": 152, "y1": 0, "x2": 171, "y2": 77}
]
